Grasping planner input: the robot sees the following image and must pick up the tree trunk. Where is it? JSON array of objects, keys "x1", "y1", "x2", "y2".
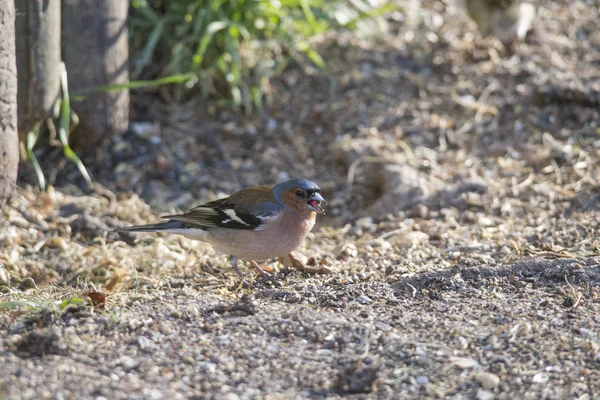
[
  {"x1": 62, "y1": 0, "x2": 129, "y2": 149},
  {"x1": 0, "y1": 0, "x2": 19, "y2": 206},
  {"x1": 15, "y1": 0, "x2": 61, "y2": 135}
]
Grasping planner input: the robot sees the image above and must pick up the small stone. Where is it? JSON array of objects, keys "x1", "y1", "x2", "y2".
[
  {"x1": 336, "y1": 242, "x2": 358, "y2": 258},
  {"x1": 137, "y1": 336, "x2": 150, "y2": 350},
  {"x1": 373, "y1": 321, "x2": 393, "y2": 332},
  {"x1": 45, "y1": 236, "x2": 66, "y2": 250},
  {"x1": 476, "y1": 389, "x2": 496, "y2": 400},
  {"x1": 356, "y1": 217, "x2": 373, "y2": 228},
  {"x1": 9, "y1": 216, "x2": 30, "y2": 229},
  {"x1": 409, "y1": 203, "x2": 429, "y2": 218},
  {"x1": 415, "y1": 356, "x2": 432, "y2": 366},
  {"x1": 119, "y1": 356, "x2": 139, "y2": 371},
  {"x1": 393, "y1": 231, "x2": 430, "y2": 247},
  {"x1": 487, "y1": 335, "x2": 500, "y2": 350},
  {"x1": 579, "y1": 328, "x2": 597, "y2": 339},
  {"x1": 357, "y1": 295, "x2": 372, "y2": 305},
  {"x1": 222, "y1": 393, "x2": 240, "y2": 400},
  {"x1": 277, "y1": 171, "x2": 290, "y2": 182},
  {"x1": 477, "y1": 216, "x2": 494, "y2": 227},
  {"x1": 450, "y1": 357, "x2": 480, "y2": 369},
  {"x1": 415, "y1": 376, "x2": 429, "y2": 385},
  {"x1": 532, "y1": 372, "x2": 549, "y2": 383},
  {"x1": 128, "y1": 319, "x2": 142, "y2": 330},
  {"x1": 131, "y1": 121, "x2": 160, "y2": 139},
  {"x1": 0, "y1": 268, "x2": 9, "y2": 285},
  {"x1": 474, "y1": 372, "x2": 500, "y2": 389},
  {"x1": 148, "y1": 388, "x2": 164, "y2": 400},
  {"x1": 267, "y1": 119, "x2": 278, "y2": 132},
  {"x1": 378, "y1": 240, "x2": 392, "y2": 250}
]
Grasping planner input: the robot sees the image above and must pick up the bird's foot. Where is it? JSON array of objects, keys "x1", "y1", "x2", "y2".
[
  {"x1": 279, "y1": 253, "x2": 334, "y2": 275},
  {"x1": 249, "y1": 260, "x2": 274, "y2": 281}
]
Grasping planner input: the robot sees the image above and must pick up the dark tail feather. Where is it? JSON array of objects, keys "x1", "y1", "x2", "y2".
[{"x1": 114, "y1": 219, "x2": 185, "y2": 233}]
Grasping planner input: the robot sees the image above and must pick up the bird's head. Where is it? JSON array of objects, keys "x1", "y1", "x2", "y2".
[{"x1": 273, "y1": 178, "x2": 326, "y2": 215}]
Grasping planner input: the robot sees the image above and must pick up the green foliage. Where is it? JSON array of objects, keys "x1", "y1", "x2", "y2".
[
  {"x1": 25, "y1": 63, "x2": 93, "y2": 191},
  {"x1": 129, "y1": 0, "x2": 395, "y2": 111},
  {"x1": 57, "y1": 63, "x2": 93, "y2": 189}
]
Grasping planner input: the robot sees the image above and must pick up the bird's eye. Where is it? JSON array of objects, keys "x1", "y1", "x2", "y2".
[{"x1": 295, "y1": 190, "x2": 305, "y2": 198}]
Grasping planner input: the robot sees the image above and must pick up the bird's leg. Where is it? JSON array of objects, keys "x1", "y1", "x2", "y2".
[
  {"x1": 249, "y1": 260, "x2": 272, "y2": 278},
  {"x1": 229, "y1": 255, "x2": 243, "y2": 277}
]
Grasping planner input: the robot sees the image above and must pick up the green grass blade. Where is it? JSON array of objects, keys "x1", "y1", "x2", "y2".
[
  {"x1": 132, "y1": 17, "x2": 166, "y2": 79},
  {"x1": 71, "y1": 73, "x2": 198, "y2": 100},
  {"x1": 59, "y1": 297, "x2": 86, "y2": 310},
  {"x1": 194, "y1": 20, "x2": 230, "y2": 67},
  {"x1": 131, "y1": 0, "x2": 161, "y2": 24},
  {"x1": 344, "y1": 3, "x2": 398, "y2": 28},
  {"x1": 300, "y1": 0, "x2": 320, "y2": 33},
  {"x1": 64, "y1": 147, "x2": 93, "y2": 188},
  {"x1": 26, "y1": 123, "x2": 46, "y2": 192},
  {"x1": 59, "y1": 62, "x2": 94, "y2": 189},
  {"x1": 297, "y1": 42, "x2": 326, "y2": 69},
  {"x1": 0, "y1": 300, "x2": 47, "y2": 312}
]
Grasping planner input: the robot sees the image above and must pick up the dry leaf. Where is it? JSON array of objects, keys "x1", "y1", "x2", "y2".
[{"x1": 86, "y1": 291, "x2": 108, "y2": 310}]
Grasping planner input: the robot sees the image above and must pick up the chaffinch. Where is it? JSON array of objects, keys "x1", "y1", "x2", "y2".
[{"x1": 119, "y1": 178, "x2": 326, "y2": 277}]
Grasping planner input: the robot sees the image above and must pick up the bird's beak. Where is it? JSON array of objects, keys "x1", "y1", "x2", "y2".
[{"x1": 306, "y1": 192, "x2": 326, "y2": 215}]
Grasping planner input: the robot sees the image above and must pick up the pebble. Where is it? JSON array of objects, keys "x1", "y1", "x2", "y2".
[
  {"x1": 0, "y1": 268, "x2": 9, "y2": 285},
  {"x1": 45, "y1": 236, "x2": 66, "y2": 250},
  {"x1": 148, "y1": 388, "x2": 164, "y2": 400},
  {"x1": 9, "y1": 216, "x2": 30, "y2": 229},
  {"x1": 532, "y1": 372, "x2": 549, "y2": 383},
  {"x1": 267, "y1": 119, "x2": 278, "y2": 132},
  {"x1": 128, "y1": 319, "x2": 143, "y2": 330},
  {"x1": 357, "y1": 295, "x2": 372, "y2": 305},
  {"x1": 476, "y1": 389, "x2": 496, "y2": 400},
  {"x1": 355, "y1": 217, "x2": 373, "y2": 228},
  {"x1": 450, "y1": 356, "x2": 480, "y2": 369},
  {"x1": 415, "y1": 356, "x2": 432, "y2": 366},
  {"x1": 131, "y1": 121, "x2": 160, "y2": 139},
  {"x1": 373, "y1": 321, "x2": 393, "y2": 332},
  {"x1": 336, "y1": 242, "x2": 358, "y2": 258},
  {"x1": 119, "y1": 356, "x2": 139, "y2": 371},
  {"x1": 137, "y1": 336, "x2": 151, "y2": 350},
  {"x1": 474, "y1": 372, "x2": 500, "y2": 389},
  {"x1": 415, "y1": 376, "x2": 429, "y2": 385}
]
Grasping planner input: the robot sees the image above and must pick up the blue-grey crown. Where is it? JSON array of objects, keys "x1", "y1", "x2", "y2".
[{"x1": 275, "y1": 178, "x2": 320, "y2": 192}]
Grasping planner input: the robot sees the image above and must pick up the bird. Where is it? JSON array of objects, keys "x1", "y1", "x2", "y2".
[
  {"x1": 465, "y1": 0, "x2": 536, "y2": 46},
  {"x1": 117, "y1": 178, "x2": 327, "y2": 278}
]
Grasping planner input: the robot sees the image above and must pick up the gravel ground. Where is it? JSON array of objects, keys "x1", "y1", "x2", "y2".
[{"x1": 2, "y1": 0, "x2": 600, "y2": 399}]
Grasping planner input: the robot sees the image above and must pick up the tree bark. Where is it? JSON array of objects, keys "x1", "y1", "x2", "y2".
[
  {"x1": 0, "y1": 0, "x2": 19, "y2": 206},
  {"x1": 15, "y1": 0, "x2": 61, "y2": 135},
  {"x1": 62, "y1": 0, "x2": 129, "y2": 149}
]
